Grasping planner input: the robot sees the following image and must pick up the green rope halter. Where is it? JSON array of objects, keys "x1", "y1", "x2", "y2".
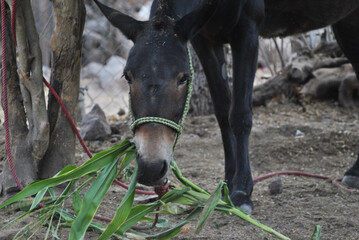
[{"x1": 129, "y1": 45, "x2": 194, "y2": 150}]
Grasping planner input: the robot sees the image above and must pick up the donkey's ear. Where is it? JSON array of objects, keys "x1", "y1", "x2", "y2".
[
  {"x1": 94, "y1": 0, "x2": 145, "y2": 42},
  {"x1": 175, "y1": 0, "x2": 219, "y2": 40}
]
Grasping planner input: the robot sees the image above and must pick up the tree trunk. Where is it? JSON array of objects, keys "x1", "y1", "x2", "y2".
[
  {"x1": 189, "y1": 46, "x2": 214, "y2": 116},
  {"x1": 1, "y1": 0, "x2": 49, "y2": 194},
  {"x1": 31, "y1": 0, "x2": 54, "y2": 67},
  {"x1": 39, "y1": 0, "x2": 86, "y2": 178}
]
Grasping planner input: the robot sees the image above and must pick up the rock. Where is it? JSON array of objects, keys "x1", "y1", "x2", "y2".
[
  {"x1": 80, "y1": 104, "x2": 111, "y2": 141},
  {"x1": 268, "y1": 177, "x2": 283, "y2": 195},
  {"x1": 338, "y1": 74, "x2": 359, "y2": 109},
  {"x1": 118, "y1": 108, "x2": 126, "y2": 116},
  {"x1": 110, "y1": 123, "x2": 124, "y2": 135}
]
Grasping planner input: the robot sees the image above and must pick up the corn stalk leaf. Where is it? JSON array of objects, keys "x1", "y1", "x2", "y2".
[
  {"x1": 195, "y1": 181, "x2": 224, "y2": 234},
  {"x1": 30, "y1": 166, "x2": 77, "y2": 211},
  {"x1": 29, "y1": 188, "x2": 47, "y2": 211},
  {"x1": 222, "y1": 183, "x2": 234, "y2": 207},
  {"x1": 118, "y1": 187, "x2": 190, "y2": 235},
  {"x1": 119, "y1": 149, "x2": 136, "y2": 173},
  {"x1": 311, "y1": 225, "x2": 321, "y2": 240},
  {"x1": 69, "y1": 157, "x2": 120, "y2": 240},
  {"x1": 171, "y1": 161, "x2": 209, "y2": 195},
  {"x1": 98, "y1": 165, "x2": 138, "y2": 239},
  {"x1": 146, "y1": 207, "x2": 202, "y2": 240},
  {"x1": 54, "y1": 180, "x2": 75, "y2": 205},
  {"x1": 72, "y1": 191, "x2": 82, "y2": 215},
  {"x1": 0, "y1": 142, "x2": 133, "y2": 209}
]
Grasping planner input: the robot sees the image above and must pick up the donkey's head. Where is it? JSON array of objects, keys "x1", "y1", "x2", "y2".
[{"x1": 95, "y1": 0, "x2": 217, "y2": 186}]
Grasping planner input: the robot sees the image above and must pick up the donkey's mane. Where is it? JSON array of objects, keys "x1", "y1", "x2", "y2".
[{"x1": 151, "y1": 0, "x2": 175, "y2": 31}]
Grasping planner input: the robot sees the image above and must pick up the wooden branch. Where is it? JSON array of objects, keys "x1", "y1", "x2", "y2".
[
  {"x1": 253, "y1": 69, "x2": 290, "y2": 106},
  {"x1": 272, "y1": 38, "x2": 285, "y2": 69},
  {"x1": 13, "y1": 0, "x2": 33, "y2": 130},
  {"x1": 18, "y1": 0, "x2": 49, "y2": 165},
  {"x1": 253, "y1": 55, "x2": 353, "y2": 107}
]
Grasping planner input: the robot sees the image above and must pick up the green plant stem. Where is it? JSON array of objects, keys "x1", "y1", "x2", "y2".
[
  {"x1": 171, "y1": 161, "x2": 290, "y2": 240},
  {"x1": 217, "y1": 204, "x2": 290, "y2": 240},
  {"x1": 171, "y1": 161, "x2": 209, "y2": 195}
]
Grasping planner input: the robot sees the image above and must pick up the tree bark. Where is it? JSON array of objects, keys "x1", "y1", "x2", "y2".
[
  {"x1": 0, "y1": 4, "x2": 37, "y2": 194},
  {"x1": 189, "y1": 46, "x2": 214, "y2": 116},
  {"x1": 31, "y1": 1, "x2": 54, "y2": 67},
  {"x1": 39, "y1": 0, "x2": 86, "y2": 178}
]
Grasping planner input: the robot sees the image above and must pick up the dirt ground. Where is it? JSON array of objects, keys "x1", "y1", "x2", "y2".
[{"x1": 1, "y1": 100, "x2": 359, "y2": 240}]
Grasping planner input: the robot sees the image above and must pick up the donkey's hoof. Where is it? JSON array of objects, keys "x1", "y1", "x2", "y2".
[
  {"x1": 238, "y1": 203, "x2": 253, "y2": 214},
  {"x1": 342, "y1": 175, "x2": 359, "y2": 189},
  {"x1": 230, "y1": 190, "x2": 253, "y2": 214}
]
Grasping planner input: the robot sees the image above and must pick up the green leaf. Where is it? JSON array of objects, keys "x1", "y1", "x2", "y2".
[
  {"x1": 217, "y1": 205, "x2": 290, "y2": 240},
  {"x1": 56, "y1": 208, "x2": 125, "y2": 239},
  {"x1": 54, "y1": 180, "x2": 75, "y2": 205},
  {"x1": 118, "y1": 187, "x2": 190, "y2": 235},
  {"x1": 185, "y1": 190, "x2": 211, "y2": 203},
  {"x1": 167, "y1": 193, "x2": 198, "y2": 206},
  {"x1": 47, "y1": 187, "x2": 55, "y2": 199},
  {"x1": 170, "y1": 161, "x2": 209, "y2": 195},
  {"x1": 98, "y1": 165, "x2": 138, "y2": 240},
  {"x1": 222, "y1": 183, "x2": 234, "y2": 207},
  {"x1": 146, "y1": 208, "x2": 202, "y2": 240},
  {"x1": 119, "y1": 149, "x2": 136, "y2": 173},
  {"x1": 72, "y1": 191, "x2": 82, "y2": 215},
  {"x1": 69, "y1": 157, "x2": 120, "y2": 240},
  {"x1": 0, "y1": 142, "x2": 133, "y2": 209},
  {"x1": 195, "y1": 181, "x2": 224, "y2": 233},
  {"x1": 161, "y1": 202, "x2": 194, "y2": 215},
  {"x1": 29, "y1": 188, "x2": 47, "y2": 211},
  {"x1": 155, "y1": 219, "x2": 169, "y2": 228},
  {"x1": 50, "y1": 225, "x2": 61, "y2": 240},
  {"x1": 118, "y1": 203, "x2": 161, "y2": 235},
  {"x1": 311, "y1": 225, "x2": 321, "y2": 240},
  {"x1": 55, "y1": 165, "x2": 77, "y2": 176}
]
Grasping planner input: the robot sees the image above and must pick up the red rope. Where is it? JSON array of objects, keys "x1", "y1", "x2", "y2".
[
  {"x1": 253, "y1": 171, "x2": 352, "y2": 191},
  {"x1": 1, "y1": 0, "x2": 23, "y2": 190},
  {"x1": 253, "y1": 171, "x2": 330, "y2": 182}
]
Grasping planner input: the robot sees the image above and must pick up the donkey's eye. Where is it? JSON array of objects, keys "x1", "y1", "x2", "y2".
[
  {"x1": 123, "y1": 72, "x2": 132, "y2": 84},
  {"x1": 178, "y1": 75, "x2": 189, "y2": 85}
]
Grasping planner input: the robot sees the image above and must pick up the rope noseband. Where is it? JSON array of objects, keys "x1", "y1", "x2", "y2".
[{"x1": 129, "y1": 45, "x2": 194, "y2": 150}]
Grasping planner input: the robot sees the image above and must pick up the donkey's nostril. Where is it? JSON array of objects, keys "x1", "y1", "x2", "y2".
[
  {"x1": 159, "y1": 160, "x2": 168, "y2": 178},
  {"x1": 137, "y1": 156, "x2": 169, "y2": 186}
]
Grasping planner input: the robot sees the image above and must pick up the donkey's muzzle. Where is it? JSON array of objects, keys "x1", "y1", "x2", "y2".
[{"x1": 137, "y1": 155, "x2": 169, "y2": 186}]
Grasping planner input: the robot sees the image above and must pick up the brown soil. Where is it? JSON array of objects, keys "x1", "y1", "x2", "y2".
[{"x1": 1, "y1": 100, "x2": 359, "y2": 240}]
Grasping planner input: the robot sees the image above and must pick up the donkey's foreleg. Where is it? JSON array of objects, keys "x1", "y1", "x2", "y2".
[
  {"x1": 191, "y1": 36, "x2": 236, "y2": 193},
  {"x1": 228, "y1": 5, "x2": 263, "y2": 214}
]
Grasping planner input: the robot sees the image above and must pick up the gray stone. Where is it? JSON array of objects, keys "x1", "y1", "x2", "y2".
[
  {"x1": 80, "y1": 104, "x2": 111, "y2": 141},
  {"x1": 268, "y1": 177, "x2": 283, "y2": 195}
]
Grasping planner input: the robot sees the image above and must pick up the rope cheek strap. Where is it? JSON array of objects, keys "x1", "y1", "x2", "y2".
[{"x1": 129, "y1": 45, "x2": 194, "y2": 150}]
